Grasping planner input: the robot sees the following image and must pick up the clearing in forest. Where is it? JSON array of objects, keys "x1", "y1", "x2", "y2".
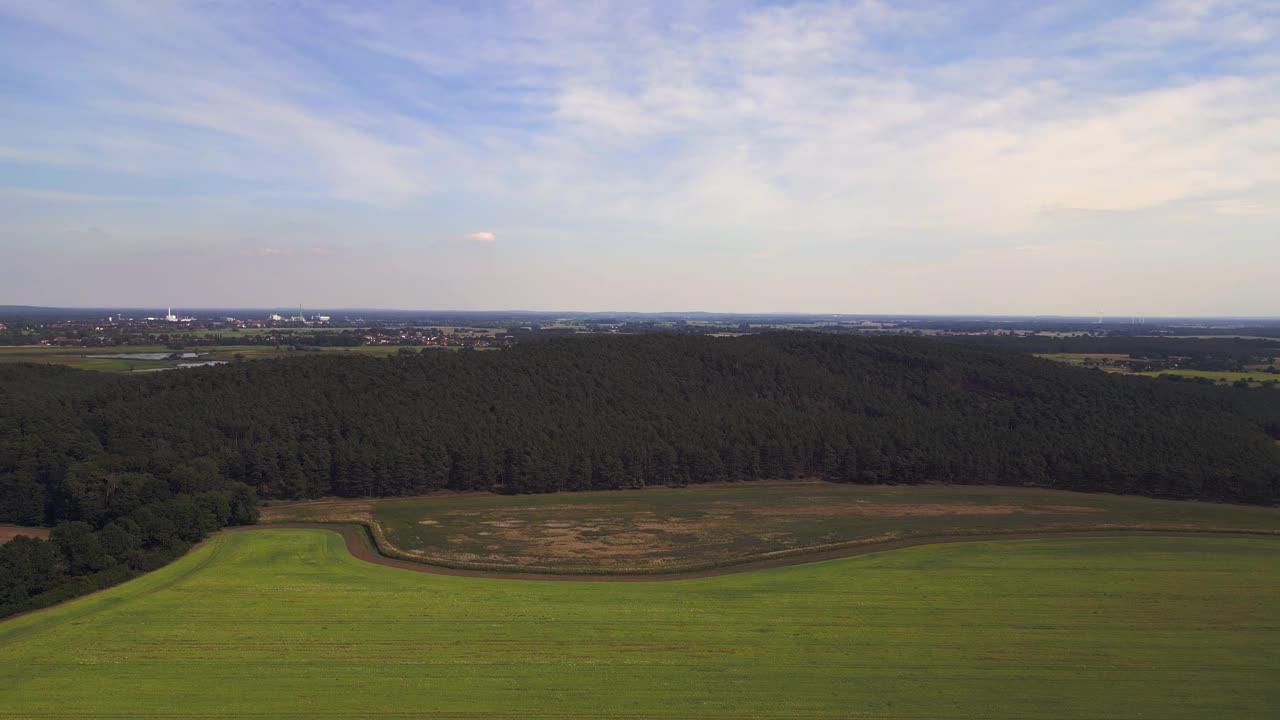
[
  {"x1": 263, "y1": 482, "x2": 1280, "y2": 573},
  {"x1": 0, "y1": 525, "x2": 49, "y2": 544}
]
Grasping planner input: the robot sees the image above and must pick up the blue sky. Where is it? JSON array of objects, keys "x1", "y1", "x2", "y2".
[{"x1": 1, "y1": 0, "x2": 1277, "y2": 314}]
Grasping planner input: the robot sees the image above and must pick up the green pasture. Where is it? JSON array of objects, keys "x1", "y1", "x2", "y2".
[
  {"x1": 1034, "y1": 352, "x2": 1131, "y2": 364},
  {"x1": 1131, "y1": 369, "x2": 1279, "y2": 384},
  {"x1": 1035, "y1": 353, "x2": 1279, "y2": 386},
  {"x1": 265, "y1": 483, "x2": 1280, "y2": 574},
  {"x1": 1, "y1": 530, "x2": 1275, "y2": 718},
  {"x1": 0, "y1": 343, "x2": 411, "y2": 373},
  {"x1": 0, "y1": 345, "x2": 170, "y2": 357},
  {"x1": 171, "y1": 327, "x2": 291, "y2": 337},
  {"x1": 0, "y1": 346, "x2": 195, "y2": 372},
  {"x1": 411, "y1": 325, "x2": 505, "y2": 335}
]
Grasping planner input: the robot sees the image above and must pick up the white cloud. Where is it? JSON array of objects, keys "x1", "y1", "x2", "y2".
[
  {"x1": 0, "y1": 0, "x2": 436, "y2": 206},
  {"x1": 463, "y1": 232, "x2": 496, "y2": 243}
]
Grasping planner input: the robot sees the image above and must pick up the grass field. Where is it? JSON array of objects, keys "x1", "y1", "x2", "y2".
[
  {"x1": 172, "y1": 327, "x2": 293, "y2": 337},
  {"x1": 0, "y1": 345, "x2": 188, "y2": 372},
  {"x1": 0, "y1": 529, "x2": 1275, "y2": 718},
  {"x1": 1130, "y1": 369, "x2": 1280, "y2": 383},
  {"x1": 0, "y1": 344, "x2": 410, "y2": 372},
  {"x1": 1034, "y1": 353, "x2": 1133, "y2": 364},
  {"x1": 262, "y1": 483, "x2": 1280, "y2": 573},
  {"x1": 1035, "y1": 353, "x2": 1279, "y2": 386},
  {"x1": 411, "y1": 325, "x2": 505, "y2": 336}
]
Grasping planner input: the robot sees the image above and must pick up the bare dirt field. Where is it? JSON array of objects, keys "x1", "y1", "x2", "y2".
[{"x1": 0, "y1": 525, "x2": 50, "y2": 544}]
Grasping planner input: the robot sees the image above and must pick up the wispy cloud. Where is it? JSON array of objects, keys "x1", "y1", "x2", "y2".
[{"x1": 0, "y1": 1, "x2": 1277, "y2": 313}]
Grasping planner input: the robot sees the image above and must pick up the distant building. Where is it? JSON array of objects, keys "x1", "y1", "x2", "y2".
[{"x1": 165, "y1": 306, "x2": 179, "y2": 322}]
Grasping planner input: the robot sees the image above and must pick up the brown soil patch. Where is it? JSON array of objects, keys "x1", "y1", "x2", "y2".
[
  {"x1": 849, "y1": 502, "x2": 1025, "y2": 517},
  {"x1": 444, "y1": 525, "x2": 676, "y2": 561},
  {"x1": 0, "y1": 526, "x2": 50, "y2": 543},
  {"x1": 633, "y1": 518, "x2": 705, "y2": 533},
  {"x1": 1036, "y1": 505, "x2": 1106, "y2": 513},
  {"x1": 260, "y1": 499, "x2": 374, "y2": 525}
]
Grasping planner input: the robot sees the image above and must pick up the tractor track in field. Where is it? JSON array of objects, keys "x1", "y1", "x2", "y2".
[{"x1": 219, "y1": 523, "x2": 1280, "y2": 582}]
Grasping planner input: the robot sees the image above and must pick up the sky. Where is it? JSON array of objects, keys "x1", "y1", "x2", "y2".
[{"x1": 0, "y1": 0, "x2": 1277, "y2": 315}]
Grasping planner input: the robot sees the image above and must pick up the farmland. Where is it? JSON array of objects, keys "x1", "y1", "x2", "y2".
[
  {"x1": 1036, "y1": 353, "x2": 1280, "y2": 387},
  {"x1": 0, "y1": 529, "x2": 1275, "y2": 718},
  {"x1": 263, "y1": 483, "x2": 1280, "y2": 574},
  {"x1": 0, "y1": 343, "x2": 411, "y2": 373}
]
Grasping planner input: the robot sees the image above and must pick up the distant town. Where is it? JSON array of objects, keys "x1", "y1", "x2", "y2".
[
  {"x1": 3, "y1": 306, "x2": 1280, "y2": 350},
  {"x1": 0, "y1": 306, "x2": 1277, "y2": 386},
  {"x1": 0, "y1": 306, "x2": 519, "y2": 351}
]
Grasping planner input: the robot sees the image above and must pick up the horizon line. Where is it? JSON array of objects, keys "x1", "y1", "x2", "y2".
[{"x1": 1, "y1": 305, "x2": 1279, "y2": 321}]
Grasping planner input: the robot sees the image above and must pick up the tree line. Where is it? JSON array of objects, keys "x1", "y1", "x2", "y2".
[{"x1": 3, "y1": 332, "x2": 1279, "y2": 616}]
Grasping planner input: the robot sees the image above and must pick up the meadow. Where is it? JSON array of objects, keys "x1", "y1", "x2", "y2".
[
  {"x1": 0, "y1": 343, "x2": 410, "y2": 372},
  {"x1": 0, "y1": 345, "x2": 180, "y2": 372},
  {"x1": 1130, "y1": 369, "x2": 1279, "y2": 383},
  {"x1": 1035, "y1": 353, "x2": 1279, "y2": 386},
  {"x1": 0, "y1": 529, "x2": 1275, "y2": 718},
  {"x1": 263, "y1": 483, "x2": 1280, "y2": 574}
]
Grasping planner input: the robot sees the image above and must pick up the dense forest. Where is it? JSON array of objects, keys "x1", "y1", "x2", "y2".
[{"x1": 3, "y1": 332, "x2": 1279, "y2": 616}]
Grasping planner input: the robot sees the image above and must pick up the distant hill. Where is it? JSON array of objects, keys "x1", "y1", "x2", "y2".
[{"x1": 0, "y1": 305, "x2": 59, "y2": 313}]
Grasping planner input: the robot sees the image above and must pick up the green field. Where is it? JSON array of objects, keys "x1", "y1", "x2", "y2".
[
  {"x1": 1034, "y1": 352, "x2": 1131, "y2": 365},
  {"x1": 0, "y1": 530, "x2": 1275, "y2": 718},
  {"x1": 0, "y1": 346, "x2": 192, "y2": 372},
  {"x1": 0, "y1": 344, "x2": 410, "y2": 372},
  {"x1": 175, "y1": 327, "x2": 294, "y2": 337},
  {"x1": 263, "y1": 483, "x2": 1280, "y2": 574},
  {"x1": 1035, "y1": 353, "x2": 1279, "y2": 386},
  {"x1": 1130, "y1": 369, "x2": 1280, "y2": 383},
  {"x1": 411, "y1": 325, "x2": 505, "y2": 336}
]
